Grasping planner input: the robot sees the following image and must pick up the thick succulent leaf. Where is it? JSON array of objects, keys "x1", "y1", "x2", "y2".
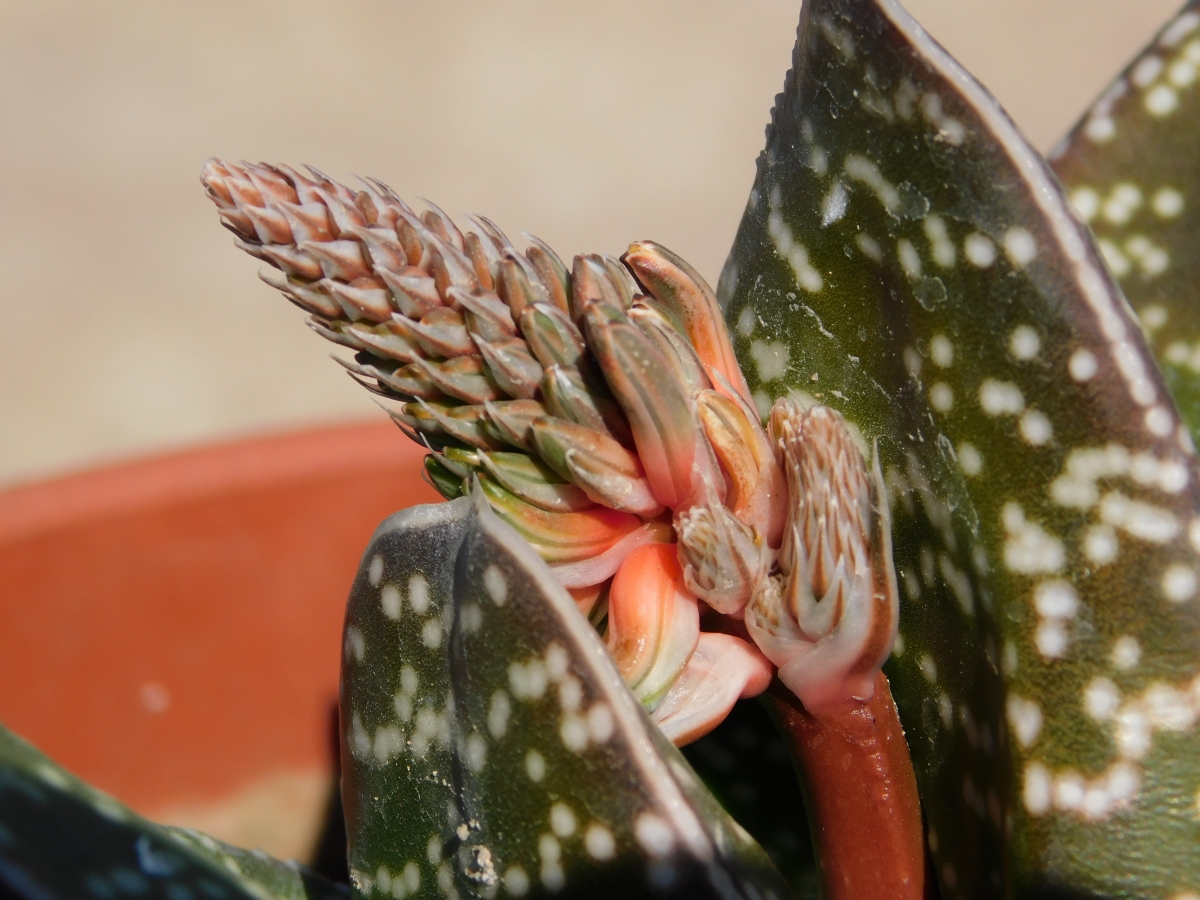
[
  {"x1": 681, "y1": 700, "x2": 816, "y2": 898},
  {"x1": 340, "y1": 489, "x2": 794, "y2": 899},
  {"x1": 1050, "y1": 3, "x2": 1200, "y2": 444},
  {"x1": 0, "y1": 722, "x2": 348, "y2": 900},
  {"x1": 718, "y1": 1, "x2": 1200, "y2": 896}
]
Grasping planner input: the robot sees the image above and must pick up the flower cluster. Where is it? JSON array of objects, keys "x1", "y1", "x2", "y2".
[{"x1": 202, "y1": 159, "x2": 897, "y2": 740}]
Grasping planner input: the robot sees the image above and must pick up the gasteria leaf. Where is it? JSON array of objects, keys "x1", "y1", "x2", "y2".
[
  {"x1": 0, "y1": 723, "x2": 349, "y2": 900},
  {"x1": 340, "y1": 489, "x2": 794, "y2": 899},
  {"x1": 719, "y1": 0, "x2": 1200, "y2": 896},
  {"x1": 1050, "y1": 3, "x2": 1200, "y2": 444}
]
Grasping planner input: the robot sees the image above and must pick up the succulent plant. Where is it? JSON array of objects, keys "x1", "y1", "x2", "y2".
[{"x1": 3, "y1": 1, "x2": 1200, "y2": 899}]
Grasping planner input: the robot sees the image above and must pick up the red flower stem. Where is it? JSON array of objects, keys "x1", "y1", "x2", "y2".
[{"x1": 763, "y1": 671, "x2": 928, "y2": 900}]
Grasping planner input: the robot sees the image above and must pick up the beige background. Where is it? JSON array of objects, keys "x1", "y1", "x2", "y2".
[{"x1": 0, "y1": 0, "x2": 1183, "y2": 488}]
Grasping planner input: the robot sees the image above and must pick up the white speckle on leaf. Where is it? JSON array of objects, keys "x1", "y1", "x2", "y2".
[
  {"x1": 964, "y1": 233, "x2": 996, "y2": 267},
  {"x1": 634, "y1": 813, "x2": 674, "y2": 857},
  {"x1": 958, "y1": 443, "x2": 981, "y2": 476},
  {"x1": 1084, "y1": 525, "x2": 1119, "y2": 565},
  {"x1": 1084, "y1": 677, "x2": 1121, "y2": 721},
  {"x1": 585, "y1": 824, "x2": 616, "y2": 860},
  {"x1": 487, "y1": 690, "x2": 511, "y2": 739},
  {"x1": 929, "y1": 382, "x2": 953, "y2": 412},
  {"x1": 550, "y1": 803, "x2": 577, "y2": 838},
  {"x1": 525, "y1": 750, "x2": 545, "y2": 782},
  {"x1": 1004, "y1": 227, "x2": 1037, "y2": 268},
  {"x1": 1145, "y1": 83, "x2": 1179, "y2": 115},
  {"x1": 1020, "y1": 410, "x2": 1053, "y2": 446},
  {"x1": 1163, "y1": 564, "x2": 1198, "y2": 602},
  {"x1": 1069, "y1": 348, "x2": 1098, "y2": 381},
  {"x1": 897, "y1": 239, "x2": 922, "y2": 278},
  {"x1": 1009, "y1": 325, "x2": 1041, "y2": 360},
  {"x1": 408, "y1": 574, "x2": 430, "y2": 614},
  {"x1": 1006, "y1": 696, "x2": 1043, "y2": 748},
  {"x1": 979, "y1": 380, "x2": 1024, "y2": 415},
  {"x1": 381, "y1": 584, "x2": 402, "y2": 620},
  {"x1": 821, "y1": 181, "x2": 848, "y2": 226},
  {"x1": 483, "y1": 565, "x2": 507, "y2": 606},
  {"x1": 1113, "y1": 636, "x2": 1142, "y2": 670},
  {"x1": 750, "y1": 340, "x2": 790, "y2": 382}
]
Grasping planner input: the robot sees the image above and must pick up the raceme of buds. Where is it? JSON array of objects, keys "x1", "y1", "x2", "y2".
[
  {"x1": 202, "y1": 159, "x2": 899, "y2": 743},
  {"x1": 745, "y1": 402, "x2": 899, "y2": 715},
  {"x1": 200, "y1": 159, "x2": 776, "y2": 606}
]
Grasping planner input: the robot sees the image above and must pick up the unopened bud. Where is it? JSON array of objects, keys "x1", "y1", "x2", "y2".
[
  {"x1": 607, "y1": 544, "x2": 700, "y2": 710},
  {"x1": 745, "y1": 402, "x2": 897, "y2": 714},
  {"x1": 675, "y1": 503, "x2": 768, "y2": 615}
]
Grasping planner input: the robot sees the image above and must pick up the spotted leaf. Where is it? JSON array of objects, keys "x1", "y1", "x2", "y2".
[
  {"x1": 719, "y1": 0, "x2": 1200, "y2": 896},
  {"x1": 1051, "y1": 3, "x2": 1200, "y2": 446},
  {"x1": 681, "y1": 700, "x2": 816, "y2": 896},
  {"x1": 340, "y1": 488, "x2": 793, "y2": 899},
  {"x1": 0, "y1": 722, "x2": 349, "y2": 899}
]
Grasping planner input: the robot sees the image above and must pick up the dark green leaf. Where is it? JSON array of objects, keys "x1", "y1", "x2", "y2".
[
  {"x1": 719, "y1": 1, "x2": 1200, "y2": 896},
  {"x1": 681, "y1": 700, "x2": 816, "y2": 898},
  {"x1": 0, "y1": 722, "x2": 348, "y2": 900},
  {"x1": 340, "y1": 489, "x2": 794, "y2": 899},
  {"x1": 1051, "y1": 3, "x2": 1200, "y2": 445}
]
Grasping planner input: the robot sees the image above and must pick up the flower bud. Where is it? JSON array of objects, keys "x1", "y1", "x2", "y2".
[
  {"x1": 745, "y1": 402, "x2": 898, "y2": 714},
  {"x1": 675, "y1": 503, "x2": 769, "y2": 615},
  {"x1": 607, "y1": 544, "x2": 700, "y2": 710}
]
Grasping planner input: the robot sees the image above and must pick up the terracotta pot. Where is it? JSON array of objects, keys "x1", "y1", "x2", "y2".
[{"x1": 0, "y1": 421, "x2": 436, "y2": 860}]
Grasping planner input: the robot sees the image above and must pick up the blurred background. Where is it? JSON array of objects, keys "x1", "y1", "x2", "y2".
[{"x1": 0, "y1": 0, "x2": 1184, "y2": 488}]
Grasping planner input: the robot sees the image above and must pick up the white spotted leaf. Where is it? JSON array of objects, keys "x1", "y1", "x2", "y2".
[
  {"x1": 1052, "y1": 2, "x2": 1200, "y2": 446},
  {"x1": 719, "y1": 0, "x2": 1200, "y2": 896},
  {"x1": 0, "y1": 723, "x2": 349, "y2": 899},
  {"x1": 341, "y1": 489, "x2": 794, "y2": 899}
]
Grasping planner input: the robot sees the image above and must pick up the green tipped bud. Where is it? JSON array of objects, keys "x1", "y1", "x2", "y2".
[
  {"x1": 676, "y1": 503, "x2": 768, "y2": 615},
  {"x1": 405, "y1": 308, "x2": 474, "y2": 358},
  {"x1": 412, "y1": 355, "x2": 502, "y2": 404},
  {"x1": 332, "y1": 319, "x2": 425, "y2": 365},
  {"x1": 623, "y1": 240, "x2": 753, "y2": 405},
  {"x1": 628, "y1": 301, "x2": 712, "y2": 394},
  {"x1": 482, "y1": 399, "x2": 546, "y2": 452},
  {"x1": 696, "y1": 390, "x2": 787, "y2": 546},
  {"x1": 376, "y1": 267, "x2": 442, "y2": 318},
  {"x1": 446, "y1": 286, "x2": 516, "y2": 342},
  {"x1": 258, "y1": 270, "x2": 341, "y2": 318},
  {"x1": 519, "y1": 302, "x2": 587, "y2": 370},
  {"x1": 476, "y1": 338, "x2": 543, "y2": 400},
  {"x1": 584, "y1": 300, "x2": 724, "y2": 511},
  {"x1": 495, "y1": 254, "x2": 551, "y2": 321},
  {"x1": 541, "y1": 364, "x2": 633, "y2": 446},
  {"x1": 337, "y1": 356, "x2": 443, "y2": 400},
  {"x1": 530, "y1": 416, "x2": 661, "y2": 515},
  {"x1": 463, "y1": 232, "x2": 497, "y2": 291},
  {"x1": 570, "y1": 254, "x2": 626, "y2": 320},
  {"x1": 523, "y1": 236, "x2": 572, "y2": 315},
  {"x1": 607, "y1": 544, "x2": 700, "y2": 710},
  {"x1": 416, "y1": 400, "x2": 507, "y2": 450},
  {"x1": 326, "y1": 277, "x2": 394, "y2": 322},
  {"x1": 422, "y1": 455, "x2": 466, "y2": 500},
  {"x1": 477, "y1": 475, "x2": 642, "y2": 564},
  {"x1": 476, "y1": 451, "x2": 594, "y2": 513},
  {"x1": 436, "y1": 445, "x2": 482, "y2": 479}
]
